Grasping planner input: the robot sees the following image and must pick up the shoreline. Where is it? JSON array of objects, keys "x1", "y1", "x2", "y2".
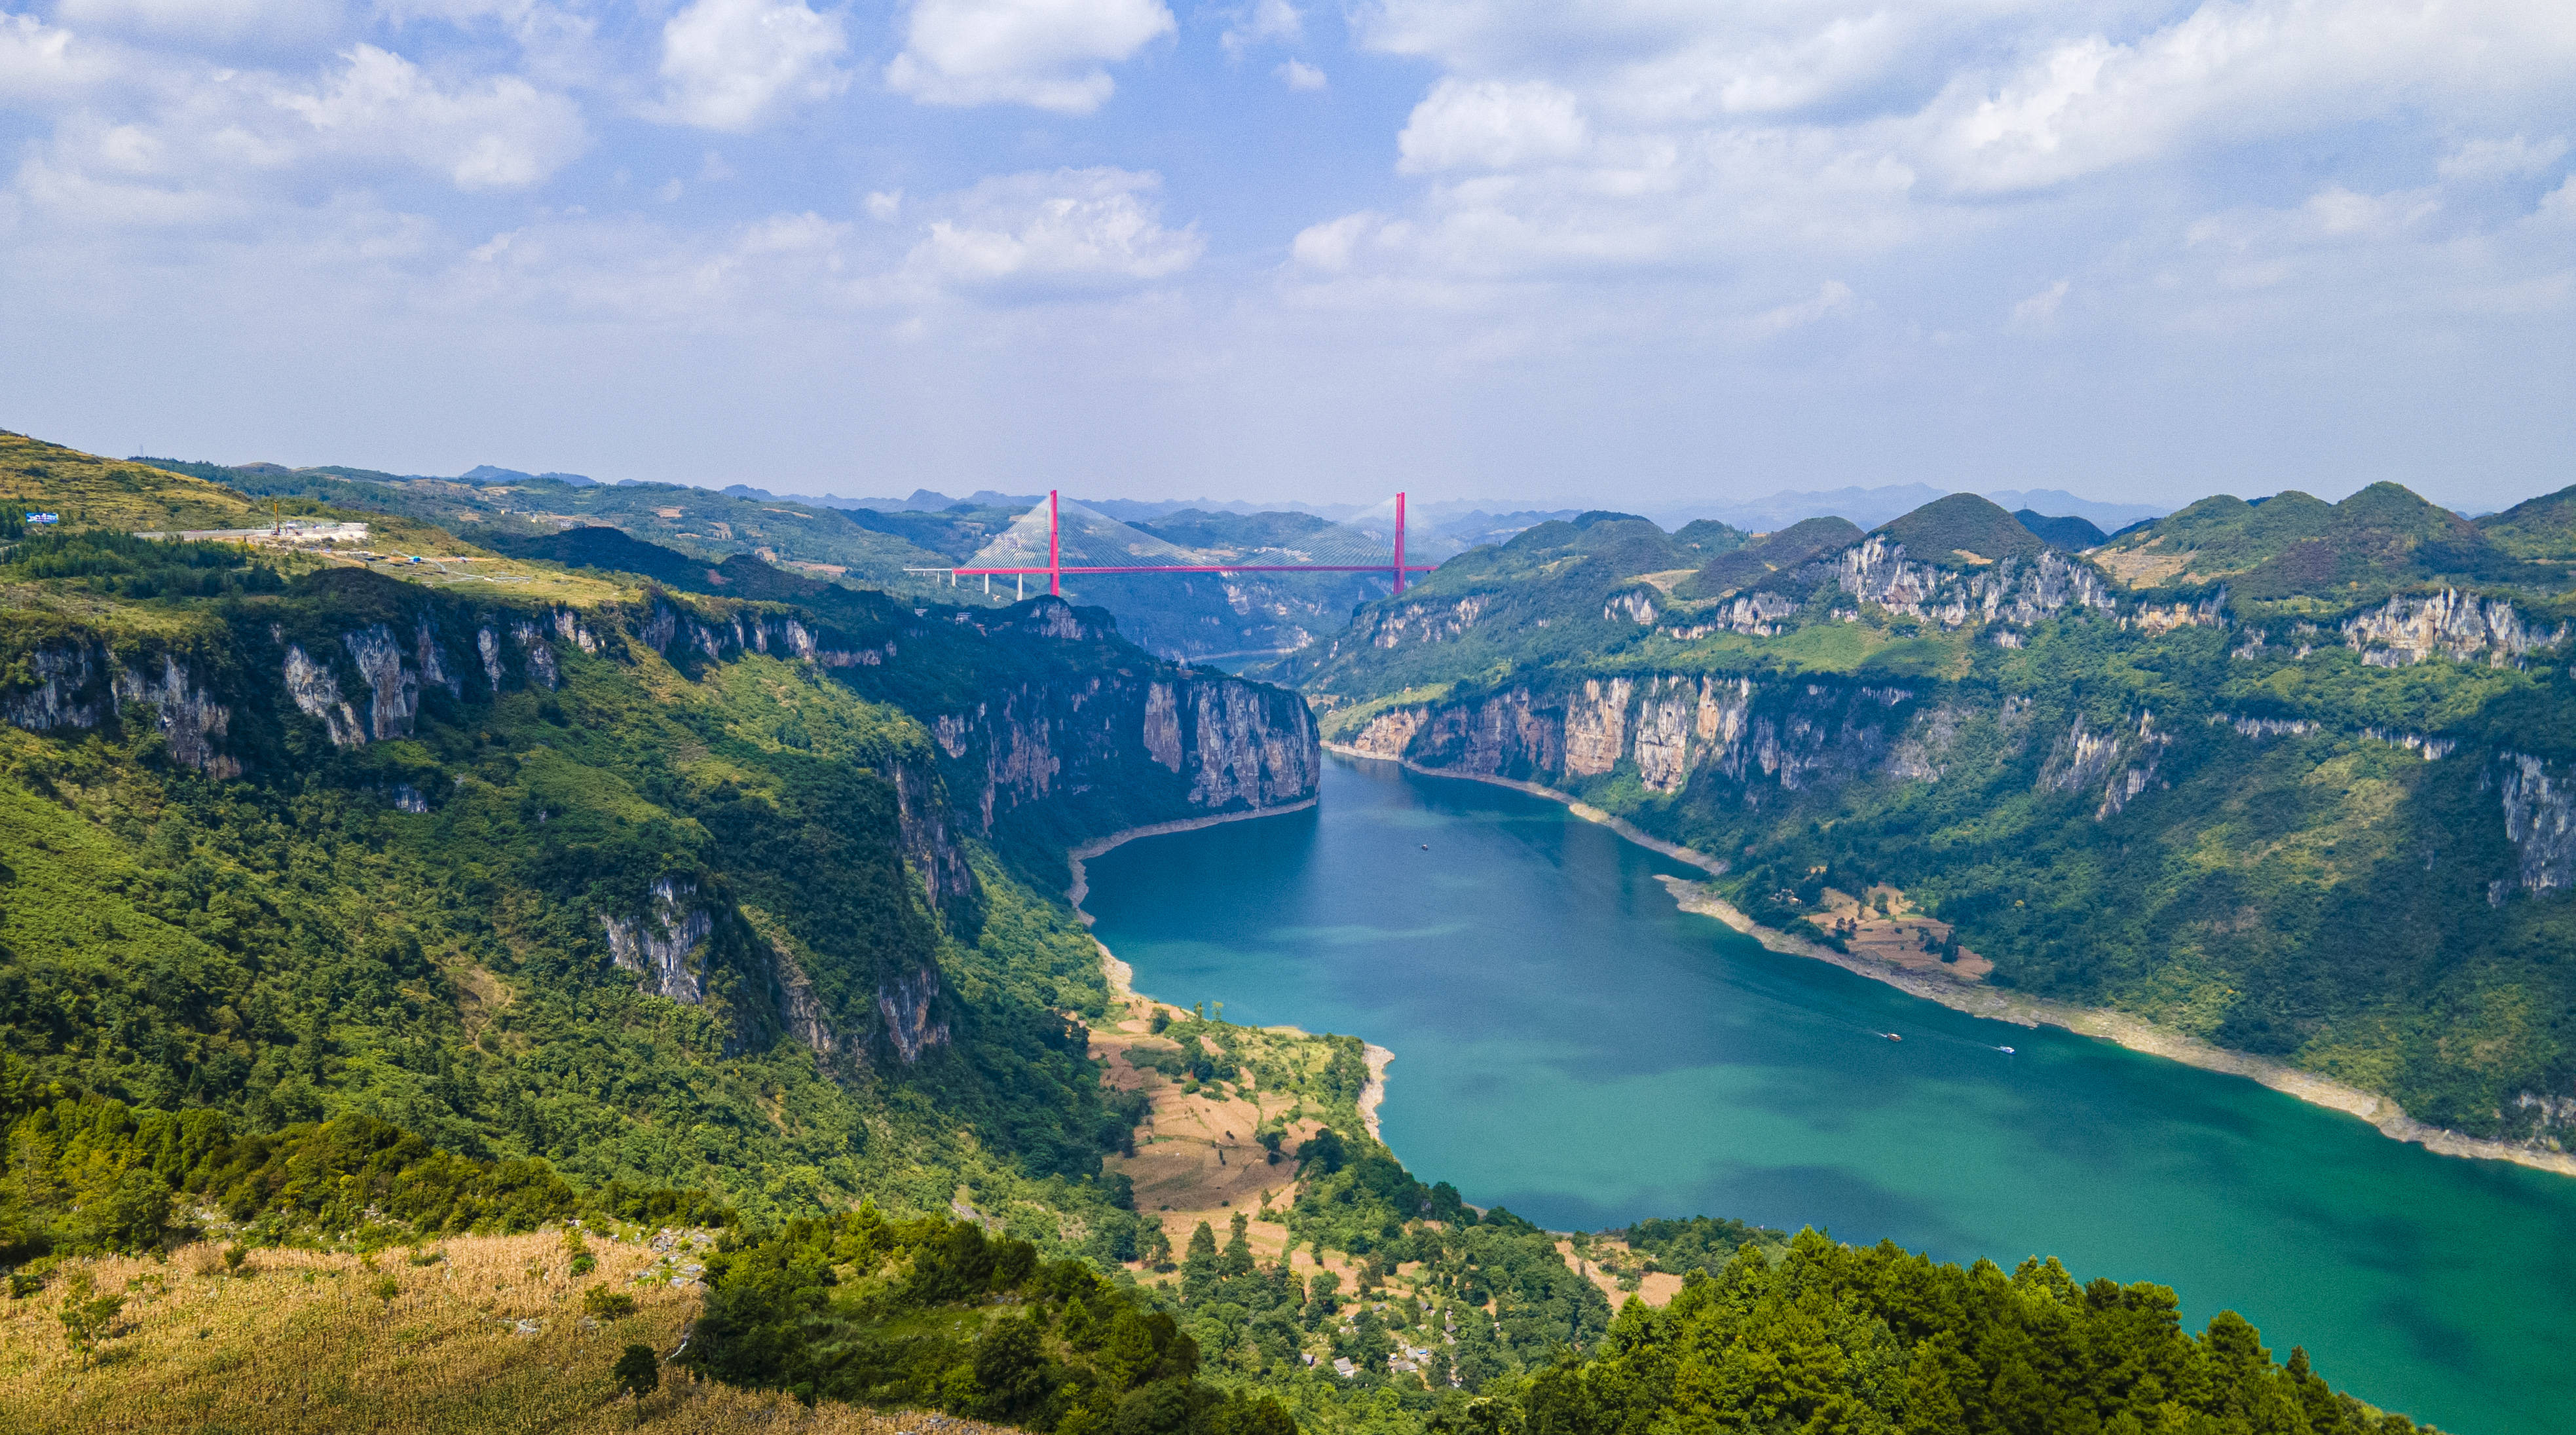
[
  {"x1": 1358, "y1": 1045, "x2": 1393, "y2": 1145},
  {"x1": 1065, "y1": 798, "x2": 1318, "y2": 920},
  {"x1": 1064, "y1": 796, "x2": 1396, "y2": 1149},
  {"x1": 1322, "y1": 741, "x2": 2576, "y2": 1182}
]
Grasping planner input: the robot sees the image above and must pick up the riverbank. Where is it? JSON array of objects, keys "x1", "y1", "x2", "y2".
[
  {"x1": 1066, "y1": 798, "x2": 1318, "y2": 919},
  {"x1": 1066, "y1": 796, "x2": 1395, "y2": 1151},
  {"x1": 1322, "y1": 741, "x2": 2576, "y2": 1182}
]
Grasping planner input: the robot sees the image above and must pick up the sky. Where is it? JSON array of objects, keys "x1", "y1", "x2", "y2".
[{"x1": 0, "y1": 1, "x2": 2569, "y2": 512}]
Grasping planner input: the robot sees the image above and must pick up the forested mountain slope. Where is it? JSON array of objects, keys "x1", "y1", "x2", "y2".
[
  {"x1": 1306, "y1": 488, "x2": 2576, "y2": 1151},
  {"x1": 0, "y1": 436, "x2": 2447, "y2": 1435},
  {"x1": 0, "y1": 459, "x2": 1318, "y2": 1254},
  {"x1": 129, "y1": 454, "x2": 1403, "y2": 665}
]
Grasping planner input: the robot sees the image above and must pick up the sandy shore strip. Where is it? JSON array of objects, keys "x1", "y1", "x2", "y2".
[
  {"x1": 1068, "y1": 796, "x2": 1406, "y2": 1159},
  {"x1": 1066, "y1": 798, "x2": 1318, "y2": 919},
  {"x1": 1323, "y1": 741, "x2": 2576, "y2": 1181},
  {"x1": 1359, "y1": 1045, "x2": 1393, "y2": 1144}
]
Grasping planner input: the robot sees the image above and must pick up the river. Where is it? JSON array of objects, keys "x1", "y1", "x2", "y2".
[{"x1": 1079, "y1": 755, "x2": 2576, "y2": 1435}]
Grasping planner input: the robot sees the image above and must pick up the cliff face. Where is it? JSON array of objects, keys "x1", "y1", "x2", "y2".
[
  {"x1": 905, "y1": 601, "x2": 1320, "y2": 848},
  {"x1": 1, "y1": 575, "x2": 1315, "y2": 1085},
  {"x1": 1352, "y1": 673, "x2": 1916, "y2": 802},
  {"x1": 1332, "y1": 657, "x2": 2576, "y2": 1150}
]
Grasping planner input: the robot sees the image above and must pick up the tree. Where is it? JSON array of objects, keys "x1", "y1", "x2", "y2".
[
  {"x1": 58, "y1": 1271, "x2": 125, "y2": 1369},
  {"x1": 1182, "y1": 1221, "x2": 1219, "y2": 1302},
  {"x1": 613, "y1": 1343, "x2": 660, "y2": 1423},
  {"x1": 1222, "y1": 1212, "x2": 1256, "y2": 1278}
]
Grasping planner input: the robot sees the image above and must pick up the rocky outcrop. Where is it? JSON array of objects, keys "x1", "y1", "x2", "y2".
[
  {"x1": 2343, "y1": 590, "x2": 2564, "y2": 667},
  {"x1": 876, "y1": 966, "x2": 949, "y2": 1064},
  {"x1": 1564, "y1": 678, "x2": 1632, "y2": 776},
  {"x1": 1358, "y1": 595, "x2": 1489, "y2": 650},
  {"x1": 116, "y1": 654, "x2": 240, "y2": 777},
  {"x1": 2129, "y1": 591, "x2": 2228, "y2": 635},
  {"x1": 767, "y1": 939, "x2": 838, "y2": 1057},
  {"x1": 1143, "y1": 682, "x2": 1184, "y2": 771},
  {"x1": 1662, "y1": 592, "x2": 1799, "y2": 639},
  {"x1": 2216, "y1": 714, "x2": 2317, "y2": 741},
  {"x1": 1603, "y1": 589, "x2": 1657, "y2": 624},
  {"x1": 284, "y1": 643, "x2": 367, "y2": 747},
  {"x1": 2512, "y1": 1091, "x2": 2576, "y2": 1152},
  {"x1": 2044, "y1": 712, "x2": 2168, "y2": 819},
  {"x1": 891, "y1": 760, "x2": 976, "y2": 913},
  {"x1": 2363, "y1": 728, "x2": 2457, "y2": 760},
  {"x1": 2496, "y1": 754, "x2": 2576, "y2": 902},
  {"x1": 1, "y1": 644, "x2": 242, "y2": 777},
  {"x1": 282, "y1": 616, "x2": 473, "y2": 746},
  {"x1": 343, "y1": 625, "x2": 422, "y2": 741},
  {"x1": 932, "y1": 669, "x2": 1316, "y2": 835},
  {"x1": 1346, "y1": 706, "x2": 1428, "y2": 760},
  {"x1": 1370, "y1": 673, "x2": 1908, "y2": 802},
  {"x1": 511, "y1": 621, "x2": 560, "y2": 690},
  {"x1": 2, "y1": 645, "x2": 110, "y2": 731},
  {"x1": 1836, "y1": 538, "x2": 2114, "y2": 632},
  {"x1": 601, "y1": 877, "x2": 715, "y2": 1003}
]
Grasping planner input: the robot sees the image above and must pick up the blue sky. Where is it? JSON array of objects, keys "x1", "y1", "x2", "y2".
[{"x1": 0, "y1": 0, "x2": 2569, "y2": 512}]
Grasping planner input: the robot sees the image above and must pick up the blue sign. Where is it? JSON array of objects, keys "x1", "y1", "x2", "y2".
[{"x1": 24, "y1": 512, "x2": 58, "y2": 525}]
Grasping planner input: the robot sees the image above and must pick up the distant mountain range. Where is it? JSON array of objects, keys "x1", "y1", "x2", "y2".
[{"x1": 1649, "y1": 485, "x2": 2171, "y2": 534}]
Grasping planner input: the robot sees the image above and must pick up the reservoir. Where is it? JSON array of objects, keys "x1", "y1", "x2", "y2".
[{"x1": 1081, "y1": 755, "x2": 2576, "y2": 1435}]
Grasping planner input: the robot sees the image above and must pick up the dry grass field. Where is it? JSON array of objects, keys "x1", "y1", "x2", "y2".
[{"x1": 0, "y1": 1231, "x2": 1012, "y2": 1435}]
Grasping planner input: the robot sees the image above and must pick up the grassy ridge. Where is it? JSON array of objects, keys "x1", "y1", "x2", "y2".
[{"x1": 0, "y1": 1231, "x2": 991, "y2": 1434}]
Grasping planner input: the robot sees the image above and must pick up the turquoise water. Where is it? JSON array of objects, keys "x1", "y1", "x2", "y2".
[{"x1": 1081, "y1": 756, "x2": 2576, "y2": 1435}]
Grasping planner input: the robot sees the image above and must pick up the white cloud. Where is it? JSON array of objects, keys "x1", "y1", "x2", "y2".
[
  {"x1": 2439, "y1": 134, "x2": 2571, "y2": 181},
  {"x1": 1738, "y1": 279, "x2": 1854, "y2": 338},
  {"x1": 1291, "y1": 211, "x2": 1386, "y2": 271},
  {"x1": 657, "y1": 0, "x2": 849, "y2": 132},
  {"x1": 0, "y1": 12, "x2": 121, "y2": 104},
  {"x1": 1277, "y1": 58, "x2": 1325, "y2": 91},
  {"x1": 1397, "y1": 79, "x2": 1588, "y2": 174},
  {"x1": 884, "y1": 0, "x2": 1174, "y2": 114},
  {"x1": 2012, "y1": 278, "x2": 2070, "y2": 329},
  {"x1": 903, "y1": 168, "x2": 1202, "y2": 294},
  {"x1": 282, "y1": 44, "x2": 589, "y2": 189},
  {"x1": 865, "y1": 189, "x2": 903, "y2": 220},
  {"x1": 1918, "y1": 0, "x2": 2576, "y2": 195},
  {"x1": 1223, "y1": 0, "x2": 1300, "y2": 56}
]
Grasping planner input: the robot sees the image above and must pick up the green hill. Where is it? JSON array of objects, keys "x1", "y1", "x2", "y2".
[
  {"x1": 2016, "y1": 509, "x2": 2108, "y2": 549},
  {"x1": 1678, "y1": 515, "x2": 1861, "y2": 597},
  {"x1": 2088, "y1": 483, "x2": 2540, "y2": 604},
  {"x1": 1873, "y1": 492, "x2": 2049, "y2": 567},
  {"x1": 2476, "y1": 483, "x2": 2576, "y2": 560},
  {"x1": 1303, "y1": 479, "x2": 2576, "y2": 1163}
]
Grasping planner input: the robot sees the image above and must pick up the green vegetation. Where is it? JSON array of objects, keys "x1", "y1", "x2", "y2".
[
  {"x1": 2015, "y1": 510, "x2": 2109, "y2": 550},
  {"x1": 1677, "y1": 517, "x2": 1860, "y2": 599},
  {"x1": 1294, "y1": 483, "x2": 2576, "y2": 1147},
  {"x1": 1520, "y1": 1233, "x2": 2423, "y2": 1435},
  {"x1": 2090, "y1": 483, "x2": 2567, "y2": 608},
  {"x1": 690, "y1": 1208, "x2": 1294, "y2": 1435},
  {"x1": 0, "y1": 434, "x2": 2464, "y2": 1434},
  {"x1": 1872, "y1": 493, "x2": 2049, "y2": 567},
  {"x1": 0, "y1": 1077, "x2": 724, "y2": 1266}
]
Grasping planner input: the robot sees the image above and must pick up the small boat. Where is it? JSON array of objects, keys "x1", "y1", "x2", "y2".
[
  {"x1": 1882, "y1": 1032, "x2": 1902, "y2": 1042},
  {"x1": 1996, "y1": 1046, "x2": 2015, "y2": 1054},
  {"x1": 1420, "y1": 843, "x2": 1430, "y2": 849}
]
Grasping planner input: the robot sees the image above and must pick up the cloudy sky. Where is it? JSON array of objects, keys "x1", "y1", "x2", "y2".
[{"x1": 0, "y1": 0, "x2": 2569, "y2": 510}]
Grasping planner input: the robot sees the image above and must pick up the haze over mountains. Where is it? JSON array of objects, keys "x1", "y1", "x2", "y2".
[{"x1": 200, "y1": 451, "x2": 2179, "y2": 549}]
